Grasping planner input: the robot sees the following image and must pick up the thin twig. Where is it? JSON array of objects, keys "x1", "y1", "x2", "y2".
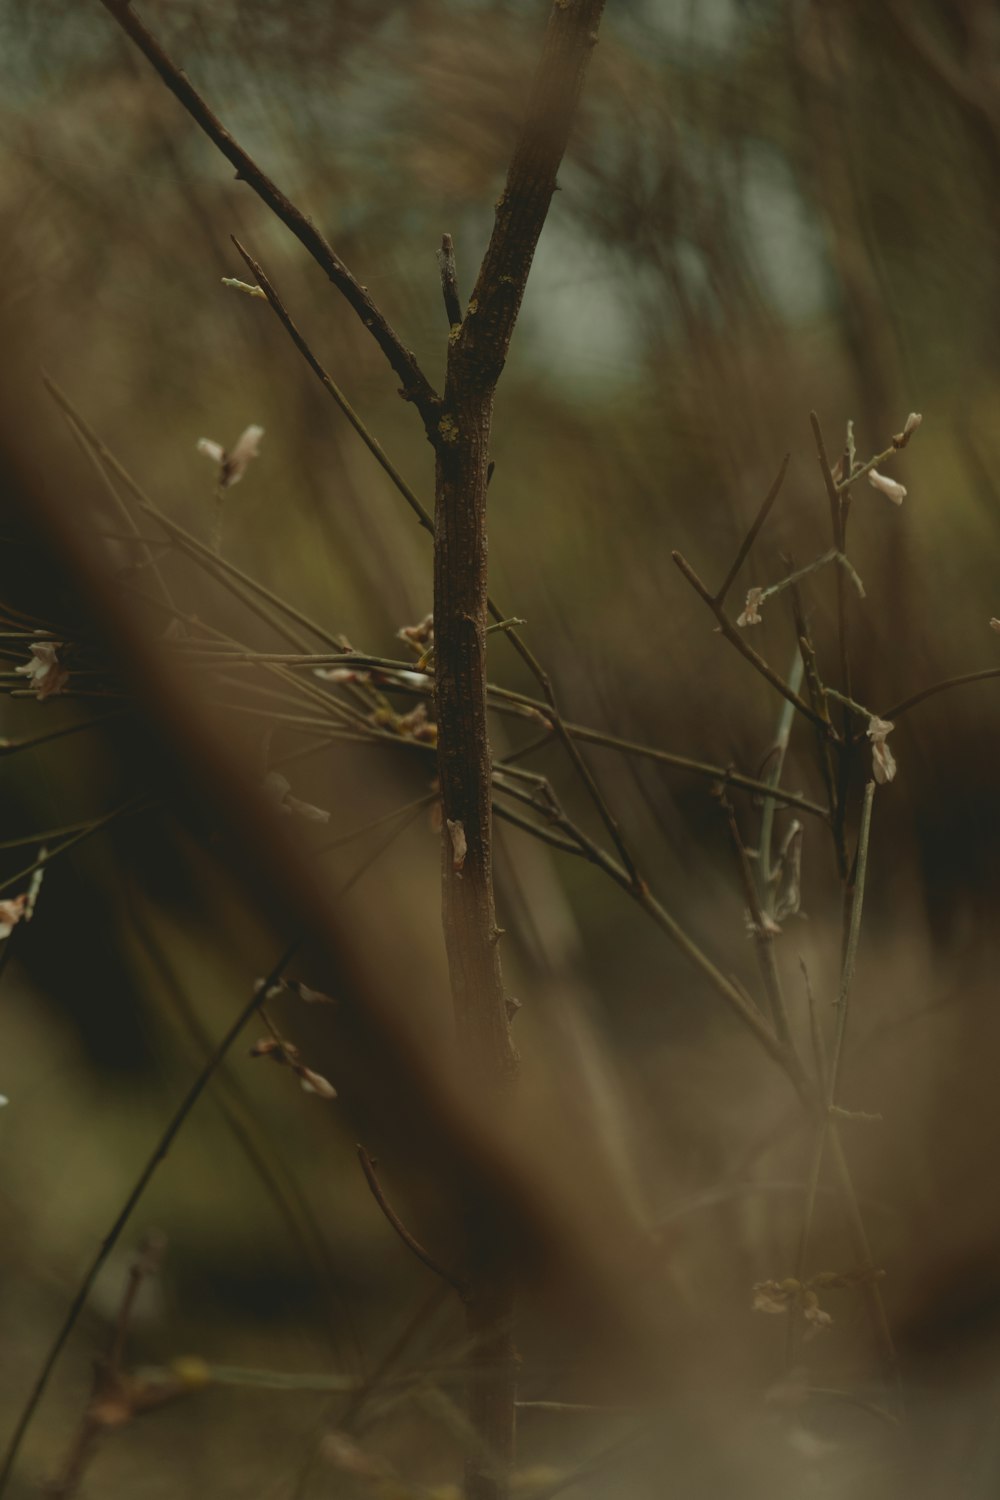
[
  {"x1": 882, "y1": 667, "x2": 1000, "y2": 721},
  {"x1": 0, "y1": 940, "x2": 299, "y2": 1496},
  {"x1": 716, "y1": 788, "x2": 792, "y2": 1047},
  {"x1": 356, "y1": 1147, "x2": 468, "y2": 1298},
  {"x1": 96, "y1": 0, "x2": 441, "y2": 434},
  {"x1": 671, "y1": 550, "x2": 831, "y2": 735},
  {"x1": 715, "y1": 453, "x2": 790, "y2": 606}
]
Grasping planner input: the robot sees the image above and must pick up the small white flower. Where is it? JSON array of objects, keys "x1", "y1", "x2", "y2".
[
  {"x1": 15, "y1": 642, "x2": 68, "y2": 700},
  {"x1": 867, "y1": 469, "x2": 906, "y2": 505},
  {"x1": 867, "y1": 716, "x2": 897, "y2": 785},
  {"x1": 990, "y1": 618, "x2": 1000, "y2": 633},
  {"x1": 196, "y1": 424, "x2": 264, "y2": 488},
  {"x1": 736, "y1": 587, "x2": 764, "y2": 628}
]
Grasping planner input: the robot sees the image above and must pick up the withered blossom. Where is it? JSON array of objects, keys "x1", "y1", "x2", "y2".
[
  {"x1": 752, "y1": 1278, "x2": 833, "y2": 1332},
  {"x1": 196, "y1": 424, "x2": 264, "y2": 488},
  {"x1": 397, "y1": 613, "x2": 434, "y2": 653},
  {"x1": 15, "y1": 641, "x2": 69, "y2": 700},
  {"x1": 249, "y1": 1035, "x2": 337, "y2": 1100},
  {"x1": 736, "y1": 587, "x2": 764, "y2": 628},
  {"x1": 867, "y1": 716, "x2": 897, "y2": 785},
  {"x1": 396, "y1": 702, "x2": 438, "y2": 744},
  {"x1": 773, "y1": 820, "x2": 803, "y2": 924},
  {"x1": 447, "y1": 817, "x2": 468, "y2": 872},
  {"x1": 298, "y1": 1066, "x2": 337, "y2": 1099},
  {"x1": 867, "y1": 469, "x2": 906, "y2": 505},
  {"x1": 314, "y1": 666, "x2": 370, "y2": 685}
]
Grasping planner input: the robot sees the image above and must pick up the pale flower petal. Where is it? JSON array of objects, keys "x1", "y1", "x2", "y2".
[
  {"x1": 196, "y1": 427, "x2": 264, "y2": 487},
  {"x1": 868, "y1": 469, "x2": 906, "y2": 505},
  {"x1": 196, "y1": 438, "x2": 225, "y2": 466},
  {"x1": 15, "y1": 642, "x2": 69, "y2": 700},
  {"x1": 867, "y1": 716, "x2": 897, "y2": 785},
  {"x1": 0, "y1": 896, "x2": 28, "y2": 940},
  {"x1": 224, "y1": 425, "x2": 264, "y2": 486},
  {"x1": 298, "y1": 1067, "x2": 337, "y2": 1099},
  {"x1": 990, "y1": 618, "x2": 1000, "y2": 633},
  {"x1": 736, "y1": 587, "x2": 764, "y2": 628},
  {"x1": 752, "y1": 1281, "x2": 791, "y2": 1315}
]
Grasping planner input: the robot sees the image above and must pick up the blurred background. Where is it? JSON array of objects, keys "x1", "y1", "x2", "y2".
[{"x1": 3, "y1": 0, "x2": 1000, "y2": 1495}]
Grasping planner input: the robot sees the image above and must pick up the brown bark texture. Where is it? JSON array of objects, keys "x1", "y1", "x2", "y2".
[{"x1": 432, "y1": 5, "x2": 607, "y2": 1497}]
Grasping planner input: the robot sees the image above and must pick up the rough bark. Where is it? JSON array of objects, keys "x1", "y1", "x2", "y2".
[{"x1": 432, "y1": 6, "x2": 607, "y2": 1497}]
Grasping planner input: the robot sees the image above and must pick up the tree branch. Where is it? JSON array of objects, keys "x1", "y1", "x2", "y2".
[{"x1": 95, "y1": 0, "x2": 441, "y2": 435}]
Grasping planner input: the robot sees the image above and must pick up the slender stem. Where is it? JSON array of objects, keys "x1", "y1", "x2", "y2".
[
  {"x1": 0, "y1": 713, "x2": 127, "y2": 758},
  {"x1": 95, "y1": 0, "x2": 441, "y2": 434},
  {"x1": 0, "y1": 941, "x2": 299, "y2": 1497},
  {"x1": 827, "y1": 781, "x2": 875, "y2": 1100},
  {"x1": 758, "y1": 651, "x2": 804, "y2": 902},
  {"x1": 717, "y1": 790, "x2": 792, "y2": 1047},
  {"x1": 356, "y1": 1147, "x2": 468, "y2": 1297},
  {"x1": 0, "y1": 797, "x2": 152, "y2": 899},
  {"x1": 231, "y1": 241, "x2": 435, "y2": 540},
  {"x1": 672, "y1": 550, "x2": 832, "y2": 735},
  {"x1": 883, "y1": 667, "x2": 1000, "y2": 721},
  {"x1": 715, "y1": 453, "x2": 790, "y2": 606}
]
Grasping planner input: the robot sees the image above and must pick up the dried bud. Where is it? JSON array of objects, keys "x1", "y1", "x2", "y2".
[
  {"x1": 752, "y1": 1281, "x2": 792, "y2": 1315},
  {"x1": 249, "y1": 1037, "x2": 285, "y2": 1059},
  {"x1": 446, "y1": 818, "x2": 467, "y2": 872},
  {"x1": 736, "y1": 587, "x2": 764, "y2": 628},
  {"x1": 284, "y1": 979, "x2": 336, "y2": 1005},
  {"x1": 0, "y1": 896, "x2": 28, "y2": 940},
  {"x1": 867, "y1": 469, "x2": 906, "y2": 505},
  {"x1": 314, "y1": 666, "x2": 370, "y2": 685},
  {"x1": 196, "y1": 424, "x2": 264, "y2": 488},
  {"x1": 867, "y1": 716, "x2": 897, "y2": 785},
  {"x1": 297, "y1": 1066, "x2": 337, "y2": 1099},
  {"x1": 397, "y1": 613, "x2": 434, "y2": 653},
  {"x1": 892, "y1": 411, "x2": 923, "y2": 447},
  {"x1": 15, "y1": 641, "x2": 69, "y2": 700}
]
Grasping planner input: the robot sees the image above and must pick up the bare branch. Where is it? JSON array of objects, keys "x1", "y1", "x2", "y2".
[{"x1": 95, "y1": 0, "x2": 441, "y2": 434}]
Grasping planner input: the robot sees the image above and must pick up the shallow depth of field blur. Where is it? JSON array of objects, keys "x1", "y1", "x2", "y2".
[{"x1": 3, "y1": 1, "x2": 1000, "y2": 1496}]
